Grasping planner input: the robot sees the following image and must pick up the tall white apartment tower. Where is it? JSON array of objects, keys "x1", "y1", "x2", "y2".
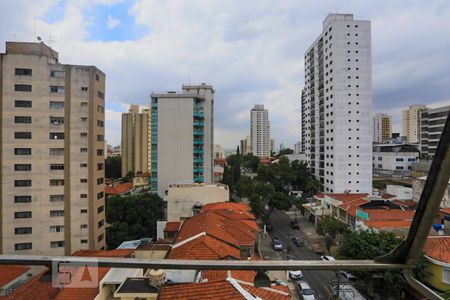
[
  {"x1": 373, "y1": 113, "x2": 392, "y2": 143},
  {"x1": 250, "y1": 104, "x2": 270, "y2": 157},
  {"x1": 150, "y1": 84, "x2": 214, "y2": 195},
  {"x1": 301, "y1": 14, "x2": 372, "y2": 193},
  {"x1": 0, "y1": 42, "x2": 106, "y2": 255}
]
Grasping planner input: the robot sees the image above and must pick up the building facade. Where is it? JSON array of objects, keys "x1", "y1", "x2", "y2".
[
  {"x1": 301, "y1": 14, "x2": 373, "y2": 193},
  {"x1": 420, "y1": 105, "x2": 450, "y2": 158},
  {"x1": 250, "y1": 104, "x2": 270, "y2": 157},
  {"x1": 150, "y1": 84, "x2": 214, "y2": 195},
  {"x1": 0, "y1": 42, "x2": 105, "y2": 255},
  {"x1": 372, "y1": 144, "x2": 419, "y2": 177},
  {"x1": 402, "y1": 105, "x2": 427, "y2": 143},
  {"x1": 121, "y1": 104, "x2": 150, "y2": 177},
  {"x1": 373, "y1": 113, "x2": 391, "y2": 143},
  {"x1": 239, "y1": 135, "x2": 252, "y2": 155}
]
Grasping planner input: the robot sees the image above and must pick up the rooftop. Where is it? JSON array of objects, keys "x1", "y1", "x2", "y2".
[
  {"x1": 164, "y1": 221, "x2": 181, "y2": 232},
  {"x1": 0, "y1": 265, "x2": 29, "y2": 287},
  {"x1": 423, "y1": 236, "x2": 450, "y2": 264},
  {"x1": 115, "y1": 277, "x2": 159, "y2": 294},
  {"x1": 105, "y1": 182, "x2": 133, "y2": 195},
  {"x1": 2, "y1": 268, "x2": 59, "y2": 300}
]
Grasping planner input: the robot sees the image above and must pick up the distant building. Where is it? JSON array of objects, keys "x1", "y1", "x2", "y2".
[
  {"x1": 239, "y1": 135, "x2": 252, "y2": 155},
  {"x1": 270, "y1": 138, "x2": 276, "y2": 155},
  {"x1": 420, "y1": 105, "x2": 450, "y2": 158},
  {"x1": 121, "y1": 104, "x2": 150, "y2": 177},
  {"x1": 0, "y1": 42, "x2": 105, "y2": 255},
  {"x1": 150, "y1": 84, "x2": 214, "y2": 195},
  {"x1": 413, "y1": 176, "x2": 450, "y2": 208},
  {"x1": 372, "y1": 144, "x2": 419, "y2": 177},
  {"x1": 214, "y1": 144, "x2": 225, "y2": 159},
  {"x1": 373, "y1": 113, "x2": 391, "y2": 143},
  {"x1": 294, "y1": 141, "x2": 302, "y2": 154},
  {"x1": 402, "y1": 105, "x2": 427, "y2": 143},
  {"x1": 302, "y1": 13, "x2": 373, "y2": 193},
  {"x1": 250, "y1": 104, "x2": 270, "y2": 157}
]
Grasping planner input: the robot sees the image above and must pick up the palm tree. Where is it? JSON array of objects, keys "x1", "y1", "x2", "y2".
[{"x1": 305, "y1": 177, "x2": 322, "y2": 194}]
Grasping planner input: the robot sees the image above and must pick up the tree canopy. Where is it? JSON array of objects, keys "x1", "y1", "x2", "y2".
[
  {"x1": 106, "y1": 193, "x2": 164, "y2": 249},
  {"x1": 316, "y1": 216, "x2": 348, "y2": 252},
  {"x1": 105, "y1": 156, "x2": 122, "y2": 179}
]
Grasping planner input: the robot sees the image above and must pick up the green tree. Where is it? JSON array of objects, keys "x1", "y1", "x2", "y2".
[
  {"x1": 270, "y1": 191, "x2": 292, "y2": 211},
  {"x1": 249, "y1": 194, "x2": 263, "y2": 218},
  {"x1": 305, "y1": 177, "x2": 322, "y2": 194},
  {"x1": 105, "y1": 156, "x2": 122, "y2": 179},
  {"x1": 242, "y1": 154, "x2": 260, "y2": 173},
  {"x1": 290, "y1": 160, "x2": 310, "y2": 191},
  {"x1": 235, "y1": 176, "x2": 254, "y2": 197},
  {"x1": 278, "y1": 148, "x2": 294, "y2": 156},
  {"x1": 106, "y1": 193, "x2": 164, "y2": 249},
  {"x1": 316, "y1": 216, "x2": 348, "y2": 252}
]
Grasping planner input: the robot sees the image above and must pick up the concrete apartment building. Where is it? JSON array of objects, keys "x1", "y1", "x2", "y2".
[
  {"x1": 239, "y1": 135, "x2": 252, "y2": 155},
  {"x1": 402, "y1": 105, "x2": 427, "y2": 143},
  {"x1": 121, "y1": 104, "x2": 150, "y2": 177},
  {"x1": 250, "y1": 104, "x2": 270, "y2": 157},
  {"x1": 372, "y1": 144, "x2": 419, "y2": 176},
  {"x1": 0, "y1": 42, "x2": 106, "y2": 255},
  {"x1": 420, "y1": 105, "x2": 450, "y2": 158},
  {"x1": 373, "y1": 113, "x2": 391, "y2": 143},
  {"x1": 150, "y1": 84, "x2": 214, "y2": 195},
  {"x1": 301, "y1": 14, "x2": 372, "y2": 193}
]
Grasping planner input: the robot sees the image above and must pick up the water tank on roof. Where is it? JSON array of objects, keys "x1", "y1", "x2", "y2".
[{"x1": 147, "y1": 269, "x2": 165, "y2": 288}]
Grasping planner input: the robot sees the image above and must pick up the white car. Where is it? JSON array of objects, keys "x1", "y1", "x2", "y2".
[
  {"x1": 320, "y1": 255, "x2": 336, "y2": 261},
  {"x1": 289, "y1": 270, "x2": 303, "y2": 279},
  {"x1": 297, "y1": 281, "x2": 316, "y2": 300}
]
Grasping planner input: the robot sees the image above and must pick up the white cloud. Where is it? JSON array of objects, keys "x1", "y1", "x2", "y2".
[{"x1": 106, "y1": 14, "x2": 120, "y2": 29}]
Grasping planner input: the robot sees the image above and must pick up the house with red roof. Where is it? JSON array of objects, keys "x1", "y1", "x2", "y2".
[
  {"x1": 0, "y1": 265, "x2": 31, "y2": 298},
  {"x1": 423, "y1": 236, "x2": 450, "y2": 292}
]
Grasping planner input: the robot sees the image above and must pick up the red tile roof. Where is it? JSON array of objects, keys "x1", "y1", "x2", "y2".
[
  {"x1": 160, "y1": 281, "x2": 244, "y2": 300},
  {"x1": 392, "y1": 200, "x2": 417, "y2": 208},
  {"x1": 2, "y1": 268, "x2": 59, "y2": 300},
  {"x1": 239, "y1": 281, "x2": 290, "y2": 300},
  {"x1": 0, "y1": 265, "x2": 29, "y2": 287},
  {"x1": 72, "y1": 249, "x2": 134, "y2": 257},
  {"x1": 365, "y1": 220, "x2": 412, "y2": 229},
  {"x1": 164, "y1": 221, "x2": 181, "y2": 232},
  {"x1": 203, "y1": 202, "x2": 251, "y2": 213},
  {"x1": 105, "y1": 182, "x2": 133, "y2": 195},
  {"x1": 365, "y1": 209, "x2": 415, "y2": 221},
  {"x1": 328, "y1": 193, "x2": 369, "y2": 203},
  {"x1": 167, "y1": 235, "x2": 240, "y2": 260},
  {"x1": 424, "y1": 236, "x2": 450, "y2": 264},
  {"x1": 314, "y1": 193, "x2": 326, "y2": 199},
  {"x1": 382, "y1": 193, "x2": 396, "y2": 199},
  {"x1": 440, "y1": 208, "x2": 450, "y2": 215}
]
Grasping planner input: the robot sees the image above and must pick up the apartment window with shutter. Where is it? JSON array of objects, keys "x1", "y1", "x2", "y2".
[
  {"x1": 15, "y1": 116, "x2": 32, "y2": 123},
  {"x1": 15, "y1": 84, "x2": 32, "y2": 92},
  {"x1": 15, "y1": 180, "x2": 31, "y2": 187},
  {"x1": 14, "y1": 164, "x2": 31, "y2": 171},
  {"x1": 15, "y1": 100, "x2": 32, "y2": 107},
  {"x1": 15, "y1": 68, "x2": 32, "y2": 76},
  {"x1": 15, "y1": 132, "x2": 32, "y2": 139},
  {"x1": 15, "y1": 148, "x2": 31, "y2": 155},
  {"x1": 15, "y1": 196, "x2": 31, "y2": 203}
]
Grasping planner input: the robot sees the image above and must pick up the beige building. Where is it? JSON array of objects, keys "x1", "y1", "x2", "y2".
[
  {"x1": 250, "y1": 104, "x2": 270, "y2": 157},
  {"x1": 402, "y1": 105, "x2": 427, "y2": 143},
  {"x1": 165, "y1": 183, "x2": 229, "y2": 221},
  {"x1": 239, "y1": 135, "x2": 251, "y2": 155},
  {"x1": 214, "y1": 144, "x2": 225, "y2": 159},
  {"x1": 0, "y1": 42, "x2": 105, "y2": 255},
  {"x1": 373, "y1": 113, "x2": 392, "y2": 143},
  {"x1": 121, "y1": 104, "x2": 150, "y2": 177},
  {"x1": 150, "y1": 84, "x2": 214, "y2": 195}
]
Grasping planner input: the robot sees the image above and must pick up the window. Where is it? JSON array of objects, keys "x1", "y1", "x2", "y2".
[
  {"x1": 96, "y1": 73, "x2": 100, "y2": 81},
  {"x1": 97, "y1": 163, "x2": 104, "y2": 170},
  {"x1": 14, "y1": 164, "x2": 31, "y2": 171},
  {"x1": 97, "y1": 135, "x2": 104, "y2": 141},
  {"x1": 396, "y1": 166, "x2": 404, "y2": 170},
  {"x1": 50, "y1": 241, "x2": 65, "y2": 248},
  {"x1": 15, "y1": 68, "x2": 32, "y2": 76},
  {"x1": 98, "y1": 219, "x2": 104, "y2": 228},
  {"x1": 50, "y1": 86, "x2": 65, "y2": 94},
  {"x1": 50, "y1": 101, "x2": 64, "y2": 109},
  {"x1": 14, "y1": 132, "x2": 31, "y2": 139},
  {"x1": 81, "y1": 87, "x2": 88, "y2": 91},
  {"x1": 15, "y1": 227, "x2": 32, "y2": 234},
  {"x1": 15, "y1": 211, "x2": 32, "y2": 218},
  {"x1": 15, "y1": 116, "x2": 32, "y2": 123},
  {"x1": 80, "y1": 132, "x2": 88, "y2": 137},
  {"x1": 15, "y1": 196, "x2": 31, "y2": 203},
  {"x1": 80, "y1": 163, "x2": 88, "y2": 168},
  {"x1": 408, "y1": 158, "x2": 416, "y2": 162},
  {"x1": 97, "y1": 178, "x2": 104, "y2": 185},
  {"x1": 50, "y1": 210, "x2": 64, "y2": 217},
  {"x1": 97, "y1": 120, "x2": 104, "y2": 127},
  {"x1": 80, "y1": 148, "x2": 88, "y2": 153},
  {"x1": 81, "y1": 239, "x2": 88, "y2": 244},
  {"x1": 443, "y1": 268, "x2": 450, "y2": 284},
  {"x1": 50, "y1": 225, "x2": 64, "y2": 233},
  {"x1": 50, "y1": 132, "x2": 64, "y2": 140},
  {"x1": 50, "y1": 195, "x2": 64, "y2": 202},
  {"x1": 14, "y1": 148, "x2": 31, "y2": 155},
  {"x1": 80, "y1": 194, "x2": 87, "y2": 198},
  {"x1": 97, "y1": 205, "x2": 104, "y2": 214},
  {"x1": 396, "y1": 158, "x2": 404, "y2": 162},
  {"x1": 97, "y1": 105, "x2": 104, "y2": 113},
  {"x1": 50, "y1": 179, "x2": 64, "y2": 186},
  {"x1": 97, "y1": 191, "x2": 104, "y2": 199},
  {"x1": 81, "y1": 102, "x2": 88, "y2": 108},
  {"x1": 81, "y1": 209, "x2": 88, "y2": 214},
  {"x1": 15, "y1": 84, "x2": 32, "y2": 92},
  {"x1": 80, "y1": 179, "x2": 88, "y2": 183},
  {"x1": 50, "y1": 148, "x2": 64, "y2": 156},
  {"x1": 15, "y1": 100, "x2": 32, "y2": 107},
  {"x1": 97, "y1": 91, "x2": 104, "y2": 99},
  {"x1": 15, "y1": 243, "x2": 32, "y2": 250},
  {"x1": 80, "y1": 224, "x2": 88, "y2": 229},
  {"x1": 50, "y1": 71, "x2": 65, "y2": 78},
  {"x1": 98, "y1": 233, "x2": 104, "y2": 242},
  {"x1": 50, "y1": 164, "x2": 64, "y2": 170},
  {"x1": 50, "y1": 117, "x2": 64, "y2": 124},
  {"x1": 378, "y1": 157, "x2": 382, "y2": 161},
  {"x1": 81, "y1": 117, "x2": 88, "y2": 122},
  {"x1": 15, "y1": 180, "x2": 31, "y2": 187},
  {"x1": 97, "y1": 149, "x2": 104, "y2": 156}
]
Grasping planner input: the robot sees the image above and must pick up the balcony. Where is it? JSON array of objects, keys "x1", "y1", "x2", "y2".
[
  {"x1": 193, "y1": 130, "x2": 204, "y2": 136},
  {"x1": 193, "y1": 121, "x2": 204, "y2": 126},
  {"x1": 193, "y1": 149, "x2": 204, "y2": 154},
  {"x1": 193, "y1": 140, "x2": 204, "y2": 145},
  {"x1": 194, "y1": 176, "x2": 204, "y2": 182},
  {"x1": 193, "y1": 168, "x2": 204, "y2": 173},
  {"x1": 193, "y1": 111, "x2": 204, "y2": 118},
  {"x1": 193, "y1": 158, "x2": 204, "y2": 163}
]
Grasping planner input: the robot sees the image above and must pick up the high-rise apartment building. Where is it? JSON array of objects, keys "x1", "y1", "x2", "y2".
[
  {"x1": 402, "y1": 105, "x2": 427, "y2": 143},
  {"x1": 250, "y1": 104, "x2": 270, "y2": 157},
  {"x1": 240, "y1": 135, "x2": 252, "y2": 155},
  {"x1": 301, "y1": 14, "x2": 372, "y2": 193},
  {"x1": 373, "y1": 113, "x2": 392, "y2": 143},
  {"x1": 0, "y1": 42, "x2": 105, "y2": 255},
  {"x1": 121, "y1": 104, "x2": 150, "y2": 177},
  {"x1": 150, "y1": 84, "x2": 214, "y2": 195},
  {"x1": 420, "y1": 105, "x2": 450, "y2": 158}
]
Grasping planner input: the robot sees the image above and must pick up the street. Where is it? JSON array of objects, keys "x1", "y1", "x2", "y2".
[{"x1": 265, "y1": 209, "x2": 337, "y2": 300}]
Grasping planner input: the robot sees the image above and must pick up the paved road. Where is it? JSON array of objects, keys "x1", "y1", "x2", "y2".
[{"x1": 268, "y1": 209, "x2": 336, "y2": 300}]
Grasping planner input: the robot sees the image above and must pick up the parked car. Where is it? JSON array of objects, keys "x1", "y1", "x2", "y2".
[
  {"x1": 291, "y1": 236, "x2": 304, "y2": 246},
  {"x1": 297, "y1": 281, "x2": 316, "y2": 300},
  {"x1": 272, "y1": 237, "x2": 283, "y2": 251},
  {"x1": 289, "y1": 270, "x2": 303, "y2": 280},
  {"x1": 290, "y1": 219, "x2": 300, "y2": 229},
  {"x1": 339, "y1": 271, "x2": 357, "y2": 281},
  {"x1": 320, "y1": 255, "x2": 336, "y2": 262}
]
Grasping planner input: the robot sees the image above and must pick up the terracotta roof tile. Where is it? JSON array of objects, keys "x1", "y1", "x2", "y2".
[
  {"x1": 0, "y1": 265, "x2": 29, "y2": 286},
  {"x1": 3, "y1": 268, "x2": 59, "y2": 300},
  {"x1": 71, "y1": 249, "x2": 134, "y2": 257},
  {"x1": 160, "y1": 281, "x2": 244, "y2": 300},
  {"x1": 105, "y1": 182, "x2": 133, "y2": 195},
  {"x1": 424, "y1": 236, "x2": 450, "y2": 264},
  {"x1": 440, "y1": 208, "x2": 450, "y2": 215},
  {"x1": 54, "y1": 267, "x2": 110, "y2": 300},
  {"x1": 392, "y1": 200, "x2": 417, "y2": 208},
  {"x1": 382, "y1": 193, "x2": 396, "y2": 199},
  {"x1": 239, "y1": 281, "x2": 290, "y2": 300},
  {"x1": 203, "y1": 202, "x2": 251, "y2": 213},
  {"x1": 164, "y1": 221, "x2": 181, "y2": 232},
  {"x1": 364, "y1": 220, "x2": 412, "y2": 229},
  {"x1": 168, "y1": 235, "x2": 240, "y2": 260},
  {"x1": 365, "y1": 209, "x2": 415, "y2": 221},
  {"x1": 328, "y1": 193, "x2": 369, "y2": 202}
]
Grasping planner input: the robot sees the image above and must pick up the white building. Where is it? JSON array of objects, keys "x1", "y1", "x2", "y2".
[
  {"x1": 372, "y1": 144, "x2": 419, "y2": 176},
  {"x1": 250, "y1": 104, "x2": 270, "y2": 157},
  {"x1": 402, "y1": 105, "x2": 427, "y2": 144},
  {"x1": 301, "y1": 14, "x2": 372, "y2": 193},
  {"x1": 294, "y1": 141, "x2": 302, "y2": 154},
  {"x1": 214, "y1": 144, "x2": 225, "y2": 159},
  {"x1": 150, "y1": 84, "x2": 214, "y2": 195},
  {"x1": 373, "y1": 113, "x2": 392, "y2": 143}
]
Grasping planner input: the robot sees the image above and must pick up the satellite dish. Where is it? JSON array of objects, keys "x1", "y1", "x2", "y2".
[{"x1": 37, "y1": 36, "x2": 42, "y2": 41}]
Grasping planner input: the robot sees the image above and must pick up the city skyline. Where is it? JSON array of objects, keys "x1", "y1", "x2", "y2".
[{"x1": 1, "y1": 1, "x2": 450, "y2": 149}]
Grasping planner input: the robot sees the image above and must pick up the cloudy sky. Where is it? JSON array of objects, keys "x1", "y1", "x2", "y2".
[{"x1": 1, "y1": 0, "x2": 450, "y2": 150}]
